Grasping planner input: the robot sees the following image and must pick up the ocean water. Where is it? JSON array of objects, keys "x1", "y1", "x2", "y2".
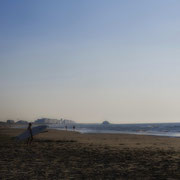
[{"x1": 48, "y1": 123, "x2": 180, "y2": 137}]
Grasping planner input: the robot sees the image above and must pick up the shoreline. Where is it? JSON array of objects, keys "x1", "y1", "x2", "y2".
[
  {"x1": 7, "y1": 124, "x2": 180, "y2": 138},
  {"x1": 1, "y1": 127, "x2": 180, "y2": 149},
  {"x1": 4, "y1": 127, "x2": 180, "y2": 141}
]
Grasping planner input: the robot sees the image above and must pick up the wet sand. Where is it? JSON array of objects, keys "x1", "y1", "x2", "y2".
[{"x1": 1, "y1": 128, "x2": 180, "y2": 179}]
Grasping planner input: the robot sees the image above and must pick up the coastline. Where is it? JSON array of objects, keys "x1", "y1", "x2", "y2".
[
  {"x1": 4, "y1": 122, "x2": 180, "y2": 138},
  {"x1": 1, "y1": 127, "x2": 180, "y2": 149}
]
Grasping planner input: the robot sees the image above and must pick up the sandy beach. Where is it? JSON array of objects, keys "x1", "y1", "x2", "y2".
[{"x1": 1, "y1": 128, "x2": 180, "y2": 179}]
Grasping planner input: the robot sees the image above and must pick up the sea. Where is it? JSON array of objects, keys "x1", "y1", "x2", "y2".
[{"x1": 48, "y1": 123, "x2": 180, "y2": 137}]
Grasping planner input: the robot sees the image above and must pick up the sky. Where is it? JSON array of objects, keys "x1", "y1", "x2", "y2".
[{"x1": 1, "y1": 0, "x2": 180, "y2": 123}]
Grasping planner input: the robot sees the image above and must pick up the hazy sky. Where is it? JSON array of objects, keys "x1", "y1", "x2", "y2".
[{"x1": 1, "y1": 0, "x2": 180, "y2": 123}]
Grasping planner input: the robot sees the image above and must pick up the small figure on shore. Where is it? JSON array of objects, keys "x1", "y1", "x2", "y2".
[
  {"x1": 27, "y1": 123, "x2": 33, "y2": 145},
  {"x1": 65, "y1": 125, "x2": 67, "y2": 131},
  {"x1": 73, "y1": 125, "x2": 75, "y2": 131}
]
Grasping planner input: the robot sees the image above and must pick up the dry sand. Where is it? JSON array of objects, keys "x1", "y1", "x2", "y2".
[{"x1": 1, "y1": 127, "x2": 180, "y2": 179}]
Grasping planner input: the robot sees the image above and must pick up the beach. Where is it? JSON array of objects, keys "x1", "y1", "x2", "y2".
[{"x1": 1, "y1": 128, "x2": 180, "y2": 179}]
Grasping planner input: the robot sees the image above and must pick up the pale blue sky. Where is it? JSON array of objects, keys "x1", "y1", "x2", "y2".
[{"x1": 1, "y1": 0, "x2": 180, "y2": 123}]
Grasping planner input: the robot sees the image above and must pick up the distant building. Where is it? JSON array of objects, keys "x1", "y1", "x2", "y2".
[
  {"x1": 34, "y1": 118, "x2": 75, "y2": 124},
  {"x1": 35, "y1": 118, "x2": 62, "y2": 124},
  {"x1": 62, "y1": 119, "x2": 75, "y2": 124},
  {"x1": 7, "y1": 120, "x2": 15, "y2": 124},
  {"x1": 16, "y1": 120, "x2": 28, "y2": 124},
  {"x1": 0, "y1": 121, "x2": 7, "y2": 127}
]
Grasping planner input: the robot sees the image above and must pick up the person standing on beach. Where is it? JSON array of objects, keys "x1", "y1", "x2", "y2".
[{"x1": 27, "y1": 123, "x2": 33, "y2": 145}]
